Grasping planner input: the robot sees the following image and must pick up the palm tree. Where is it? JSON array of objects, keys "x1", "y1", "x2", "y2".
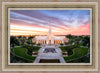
[{"x1": 10, "y1": 36, "x2": 19, "y2": 54}]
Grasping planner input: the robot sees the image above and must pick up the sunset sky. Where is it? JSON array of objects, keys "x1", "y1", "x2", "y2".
[{"x1": 10, "y1": 10, "x2": 90, "y2": 36}]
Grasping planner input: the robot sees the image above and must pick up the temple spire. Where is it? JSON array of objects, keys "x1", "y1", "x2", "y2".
[
  {"x1": 49, "y1": 20, "x2": 51, "y2": 34},
  {"x1": 48, "y1": 20, "x2": 52, "y2": 44}
]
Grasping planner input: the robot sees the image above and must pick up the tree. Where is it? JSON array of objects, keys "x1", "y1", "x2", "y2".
[
  {"x1": 82, "y1": 36, "x2": 90, "y2": 57},
  {"x1": 65, "y1": 42, "x2": 68, "y2": 45},
  {"x1": 18, "y1": 36, "x2": 22, "y2": 40},
  {"x1": 60, "y1": 43, "x2": 64, "y2": 46},
  {"x1": 17, "y1": 36, "x2": 22, "y2": 45},
  {"x1": 28, "y1": 36, "x2": 35, "y2": 44},
  {"x1": 20, "y1": 37, "x2": 26, "y2": 45},
  {"x1": 75, "y1": 38, "x2": 80, "y2": 44},
  {"x1": 37, "y1": 43, "x2": 41, "y2": 46},
  {"x1": 27, "y1": 36, "x2": 35, "y2": 50},
  {"x1": 66, "y1": 34, "x2": 72, "y2": 39},
  {"x1": 10, "y1": 36, "x2": 19, "y2": 54},
  {"x1": 83, "y1": 36, "x2": 90, "y2": 47},
  {"x1": 32, "y1": 42, "x2": 35, "y2": 45},
  {"x1": 26, "y1": 40, "x2": 31, "y2": 45}
]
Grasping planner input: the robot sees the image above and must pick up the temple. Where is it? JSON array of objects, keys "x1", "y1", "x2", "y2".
[{"x1": 34, "y1": 21, "x2": 68, "y2": 45}]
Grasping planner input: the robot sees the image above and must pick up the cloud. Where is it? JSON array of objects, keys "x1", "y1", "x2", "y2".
[{"x1": 10, "y1": 10, "x2": 90, "y2": 36}]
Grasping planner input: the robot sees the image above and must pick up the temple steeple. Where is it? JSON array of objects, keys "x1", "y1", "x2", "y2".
[{"x1": 48, "y1": 20, "x2": 52, "y2": 44}]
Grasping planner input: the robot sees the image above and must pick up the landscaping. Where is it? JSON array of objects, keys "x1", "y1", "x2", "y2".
[
  {"x1": 63, "y1": 47, "x2": 88, "y2": 62},
  {"x1": 10, "y1": 36, "x2": 41, "y2": 63},
  {"x1": 60, "y1": 46, "x2": 74, "y2": 56},
  {"x1": 10, "y1": 53, "x2": 33, "y2": 63},
  {"x1": 11, "y1": 47, "x2": 37, "y2": 61},
  {"x1": 67, "y1": 55, "x2": 90, "y2": 63},
  {"x1": 59, "y1": 35, "x2": 90, "y2": 63},
  {"x1": 10, "y1": 35, "x2": 90, "y2": 63}
]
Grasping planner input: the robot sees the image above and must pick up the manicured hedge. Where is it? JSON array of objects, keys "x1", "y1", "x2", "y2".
[
  {"x1": 10, "y1": 53, "x2": 33, "y2": 63},
  {"x1": 22, "y1": 45, "x2": 41, "y2": 56},
  {"x1": 59, "y1": 46, "x2": 73, "y2": 56},
  {"x1": 11, "y1": 47, "x2": 36, "y2": 61},
  {"x1": 64, "y1": 47, "x2": 88, "y2": 62}
]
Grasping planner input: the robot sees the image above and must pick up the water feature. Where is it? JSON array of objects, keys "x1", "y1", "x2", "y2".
[{"x1": 43, "y1": 48, "x2": 56, "y2": 53}]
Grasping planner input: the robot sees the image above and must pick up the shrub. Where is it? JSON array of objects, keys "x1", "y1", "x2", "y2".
[
  {"x1": 60, "y1": 43, "x2": 64, "y2": 46},
  {"x1": 37, "y1": 43, "x2": 41, "y2": 46},
  {"x1": 60, "y1": 46, "x2": 73, "y2": 56}
]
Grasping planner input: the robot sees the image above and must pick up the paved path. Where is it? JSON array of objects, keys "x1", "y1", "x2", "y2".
[{"x1": 34, "y1": 45, "x2": 66, "y2": 63}]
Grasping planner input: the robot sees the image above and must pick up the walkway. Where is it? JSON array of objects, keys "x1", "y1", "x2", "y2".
[{"x1": 34, "y1": 45, "x2": 66, "y2": 63}]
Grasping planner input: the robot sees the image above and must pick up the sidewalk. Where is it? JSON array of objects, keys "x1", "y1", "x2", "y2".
[{"x1": 34, "y1": 45, "x2": 66, "y2": 63}]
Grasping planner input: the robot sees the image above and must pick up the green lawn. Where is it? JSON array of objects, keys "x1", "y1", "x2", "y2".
[
  {"x1": 11, "y1": 47, "x2": 36, "y2": 61},
  {"x1": 67, "y1": 55, "x2": 90, "y2": 63},
  {"x1": 64, "y1": 47, "x2": 88, "y2": 62}
]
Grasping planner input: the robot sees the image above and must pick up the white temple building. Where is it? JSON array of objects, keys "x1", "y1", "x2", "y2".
[{"x1": 33, "y1": 21, "x2": 68, "y2": 45}]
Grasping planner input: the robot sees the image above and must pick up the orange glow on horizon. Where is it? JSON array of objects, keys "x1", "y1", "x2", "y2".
[{"x1": 10, "y1": 23, "x2": 90, "y2": 36}]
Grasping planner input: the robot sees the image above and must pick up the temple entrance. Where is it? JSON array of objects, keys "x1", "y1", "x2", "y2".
[{"x1": 49, "y1": 40, "x2": 51, "y2": 45}]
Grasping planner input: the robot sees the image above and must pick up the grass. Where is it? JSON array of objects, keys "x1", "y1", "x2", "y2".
[
  {"x1": 67, "y1": 55, "x2": 90, "y2": 63},
  {"x1": 11, "y1": 47, "x2": 36, "y2": 61},
  {"x1": 64, "y1": 47, "x2": 88, "y2": 62}
]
